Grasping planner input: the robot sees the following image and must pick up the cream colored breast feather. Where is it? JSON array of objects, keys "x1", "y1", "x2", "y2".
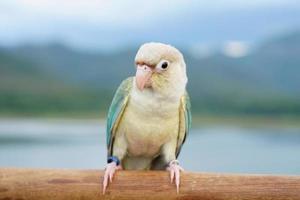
[{"x1": 129, "y1": 78, "x2": 183, "y2": 118}]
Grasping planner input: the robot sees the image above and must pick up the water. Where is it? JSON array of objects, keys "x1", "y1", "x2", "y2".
[{"x1": 0, "y1": 119, "x2": 299, "y2": 175}]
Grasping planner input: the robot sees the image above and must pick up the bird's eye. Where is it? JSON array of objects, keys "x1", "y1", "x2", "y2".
[
  {"x1": 161, "y1": 62, "x2": 168, "y2": 69},
  {"x1": 156, "y1": 60, "x2": 169, "y2": 72}
]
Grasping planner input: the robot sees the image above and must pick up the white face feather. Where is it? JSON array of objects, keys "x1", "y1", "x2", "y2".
[{"x1": 134, "y1": 42, "x2": 187, "y2": 98}]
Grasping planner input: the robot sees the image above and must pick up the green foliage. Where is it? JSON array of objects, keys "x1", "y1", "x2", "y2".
[{"x1": 0, "y1": 90, "x2": 113, "y2": 115}]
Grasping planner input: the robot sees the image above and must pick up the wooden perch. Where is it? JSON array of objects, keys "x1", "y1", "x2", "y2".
[{"x1": 0, "y1": 168, "x2": 300, "y2": 200}]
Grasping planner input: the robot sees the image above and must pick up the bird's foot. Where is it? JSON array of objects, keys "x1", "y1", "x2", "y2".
[
  {"x1": 166, "y1": 159, "x2": 184, "y2": 193},
  {"x1": 102, "y1": 162, "x2": 122, "y2": 194}
]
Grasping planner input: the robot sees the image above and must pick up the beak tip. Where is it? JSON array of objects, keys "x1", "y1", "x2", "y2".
[
  {"x1": 136, "y1": 82, "x2": 144, "y2": 91},
  {"x1": 135, "y1": 65, "x2": 152, "y2": 92}
]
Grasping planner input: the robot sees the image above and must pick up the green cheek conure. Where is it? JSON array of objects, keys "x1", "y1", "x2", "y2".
[{"x1": 103, "y1": 42, "x2": 191, "y2": 194}]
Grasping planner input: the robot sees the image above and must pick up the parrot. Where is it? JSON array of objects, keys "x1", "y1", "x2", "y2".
[{"x1": 103, "y1": 42, "x2": 191, "y2": 194}]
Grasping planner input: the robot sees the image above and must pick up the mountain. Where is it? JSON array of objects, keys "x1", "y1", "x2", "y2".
[
  {"x1": 1, "y1": 32, "x2": 300, "y2": 115},
  {"x1": 8, "y1": 43, "x2": 135, "y2": 90},
  {"x1": 248, "y1": 31, "x2": 300, "y2": 93},
  {"x1": 0, "y1": 48, "x2": 111, "y2": 114}
]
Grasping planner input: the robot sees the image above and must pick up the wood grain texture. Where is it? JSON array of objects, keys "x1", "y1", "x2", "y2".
[{"x1": 0, "y1": 168, "x2": 300, "y2": 200}]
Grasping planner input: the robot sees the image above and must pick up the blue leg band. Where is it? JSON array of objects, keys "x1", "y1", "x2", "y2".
[{"x1": 107, "y1": 156, "x2": 120, "y2": 166}]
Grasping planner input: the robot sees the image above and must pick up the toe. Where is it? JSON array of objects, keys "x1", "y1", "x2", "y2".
[
  {"x1": 166, "y1": 160, "x2": 184, "y2": 194},
  {"x1": 170, "y1": 168, "x2": 175, "y2": 183},
  {"x1": 102, "y1": 162, "x2": 119, "y2": 194},
  {"x1": 103, "y1": 172, "x2": 109, "y2": 194},
  {"x1": 175, "y1": 168, "x2": 180, "y2": 193},
  {"x1": 109, "y1": 168, "x2": 115, "y2": 183}
]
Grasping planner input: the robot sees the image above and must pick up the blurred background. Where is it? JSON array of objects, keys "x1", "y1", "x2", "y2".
[{"x1": 0, "y1": 0, "x2": 300, "y2": 174}]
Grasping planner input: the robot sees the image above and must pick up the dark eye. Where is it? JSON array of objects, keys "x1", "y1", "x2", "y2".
[{"x1": 161, "y1": 62, "x2": 168, "y2": 69}]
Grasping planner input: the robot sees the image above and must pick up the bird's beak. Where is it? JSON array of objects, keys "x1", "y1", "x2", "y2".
[{"x1": 135, "y1": 64, "x2": 153, "y2": 91}]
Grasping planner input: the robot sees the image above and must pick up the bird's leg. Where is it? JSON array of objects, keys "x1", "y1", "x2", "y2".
[
  {"x1": 166, "y1": 159, "x2": 184, "y2": 193},
  {"x1": 103, "y1": 156, "x2": 122, "y2": 194}
]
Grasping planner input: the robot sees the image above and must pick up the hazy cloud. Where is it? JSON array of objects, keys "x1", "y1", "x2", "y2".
[{"x1": 0, "y1": 0, "x2": 299, "y2": 50}]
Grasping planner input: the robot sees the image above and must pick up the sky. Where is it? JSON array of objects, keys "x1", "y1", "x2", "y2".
[{"x1": 0, "y1": 0, "x2": 300, "y2": 52}]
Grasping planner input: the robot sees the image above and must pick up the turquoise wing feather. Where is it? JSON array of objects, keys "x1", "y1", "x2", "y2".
[
  {"x1": 176, "y1": 91, "x2": 192, "y2": 157},
  {"x1": 106, "y1": 77, "x2": 133, "y2": 156}
]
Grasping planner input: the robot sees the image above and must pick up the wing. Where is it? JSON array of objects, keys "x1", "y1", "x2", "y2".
[
  {"x1": 106, "y1": 77, "x2": 133, "y2": 156},
  {"x1": 176, "y1": 91, "x2": 192, "y2": 158}
]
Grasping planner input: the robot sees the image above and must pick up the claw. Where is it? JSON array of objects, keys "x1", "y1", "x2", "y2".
[
  {"x1": 167, "y1": 160, "x2": 184, "y2": 194},
  {"x1": 102, "y1": 162, "x2": 121, "y2": 194},
  {"x1": 170, "y1": 169, "x2": 175, "y2": 183}
]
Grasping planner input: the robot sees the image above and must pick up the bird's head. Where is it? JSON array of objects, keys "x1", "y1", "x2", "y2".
[{"x1": 134, "y1": 42, "x2": 187, "y2": 96}]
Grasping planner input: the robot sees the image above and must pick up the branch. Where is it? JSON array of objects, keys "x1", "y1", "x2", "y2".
[{"x1": 0, "y1": 168, "x2": 300, "y2": 200}]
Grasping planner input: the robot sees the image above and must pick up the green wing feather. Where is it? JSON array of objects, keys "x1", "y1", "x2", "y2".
[
  {"x1": 176, "y1": 91, "x2": 192, "y2": 157},
  {"x1": 106, "y1": 77, "x2": 133, "y2": 156}
]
